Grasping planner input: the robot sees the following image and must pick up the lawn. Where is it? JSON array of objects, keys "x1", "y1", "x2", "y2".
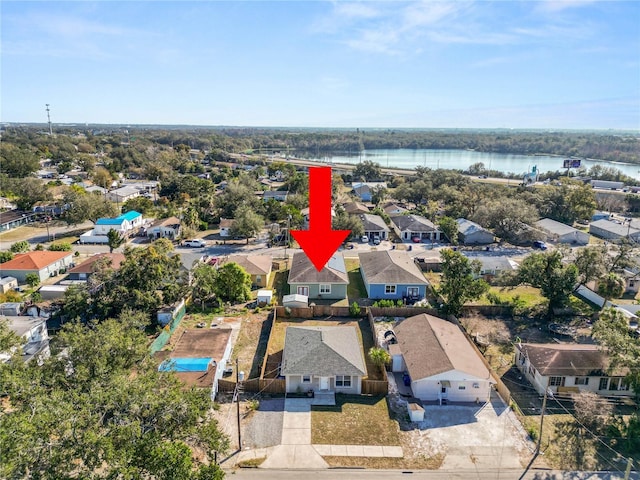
[
  {"x1": 479, "y1": 285, "x2": 545, "y2": 307},
  {"x1": 311, "y1": 395, "x2": 400, "y2": 446},
  {"x1": 344, "y1": 258, "x2": 367, "y2": 302},
  {"x1": 0, "y1": 226, "x2": 43, "y2": 243}
]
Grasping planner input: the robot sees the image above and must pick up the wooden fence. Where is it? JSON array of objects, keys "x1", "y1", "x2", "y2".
[
  {"x1": 216, "y1": 378, "x2": 286, "y2": 394},
  {"x1": 362, "y1": 379, "x2": 389, "y2": 395}
]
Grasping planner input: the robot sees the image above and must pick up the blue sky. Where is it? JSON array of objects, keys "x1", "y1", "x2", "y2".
[{"x1": 2, "y1": 1, "x2": 639, "y2": 129}]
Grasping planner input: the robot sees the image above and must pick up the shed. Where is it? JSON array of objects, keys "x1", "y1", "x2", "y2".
[
  {"x1": 283, "y1": 294, "x2": 308, "y2": 308},
  {"x1": 0, "y1": 277, "x2": 18, "y2": 294},
  {"x1": 389, "y1": 343, "x2": 404, "y2": 372},
  {"x1": 38, "y1": 285, "x2": 69, "y2": 300},
  {"x1": 257, "y1": 290, "x2": 273, "y2": 306}
]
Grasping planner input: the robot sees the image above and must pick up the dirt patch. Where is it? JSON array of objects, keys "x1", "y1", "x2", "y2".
[{"x1": 231, "y1": 311, "x2": 272, "y2": 379}]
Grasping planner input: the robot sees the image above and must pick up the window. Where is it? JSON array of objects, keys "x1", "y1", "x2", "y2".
[
  {"x1": 302, "y1": 375, "x2": 311, "y2": 383},
  {"x1": 407, "y1": 287, "x2": 420, "y2": 297},
  {"x1": 473, "y1": 383, "x2": 480, "y2": 389},
  {"x1": 458, "y1": 385, "x2": 466, "y2": 390},
  {"x1": 385, "y1": 285, "x2": 396, "y2": 295},
  {"x1": 297, "y1": 286, "x2": 309, "y2": 296},
  {"x1": 519, "y1": 353, "x2": 526, "y2": 365},
  {"x1": 575, "y1": 377, "x2": 589, "y2": 386},
  {"x1": 599, "y1": 378, "x2": 609, "y2": 390},
  {"x1": 319, "y1": 284, "x2": 331, "y2": 294},
  {"x1": 549, "y1": 376, "x2": 564, "y2": 387},
  {"x1": 335, "y1": 375, "x2": 351, "y2": 387},
  {"x1": 256, "y1": 275, "x2": 262, "y2": 283},
  {"x1": 609, "y1": 377, "x2": 629, "y2": 391}
]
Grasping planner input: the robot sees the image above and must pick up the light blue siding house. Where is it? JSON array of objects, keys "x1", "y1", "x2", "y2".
[
  {"x1": 359, "y1": 251, "x2": 429, "y2": 302},
  {"x1": 288, "y1": 252, "x2": 348, "y2": 300}
]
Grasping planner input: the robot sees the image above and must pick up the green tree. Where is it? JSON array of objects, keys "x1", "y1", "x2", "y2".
[
  {"x1": 353, "y1": 160, "x2": 382, "y2": 182},
  {"x1": 0, "y1": 319, "x2": 229, "y2": 479},
  {"x1": 573, "y1": 245, "x2": 607, "y2": 286},
  {"x1": 230, "y1": 205, "x2": 264, "y2": 244},
  {"x1": 107, "y1": 229, "x2": 125, "y2": 253},
  {"x1": 597, "y1": 272, "x2": 625, "y2": 303},
  {"x1": 437, "y1": 216, "x2": 459, "y2": 245},
  {"x1": 48, "y1": 241, "x2": 72, "y2": 251},
  {"x1": 438, "y1": 249, "x2": 489, "y2": 316},
  {"x1": 473, "y1": 198, "x2": 538, "y2": 243},
  {"x1": 332, "y1": 212, "x2": 364, "y2": 240},
  {"x1": 0, "y1": 143, "x2": 40, "y2": 178},
  {"x1": 9, "y1": 241, "x2": 29, "y2": 253},
  {"x1": 64, "y1": 190, "x2": 118, "y2": 225},
  {"x1": 213, "y1": 262, "x2": 252, "y2": 303},
  {"x1": 122, "y1": 195, "x2": 154, "y2": 214},
  {"x1": 0, "y1": 319, "x2": 23, "y2": 353},
  {"x1": 6, "y1": 177, "x2": 53, "y2": 211},
  {"x1": 92, "y1": 166, "x2": 113, "y2": 189},
  {"x1": 25, "y1": 272, "x2": 40, "y2": 287},
  {"x1": 0, "y1": 251, "x2": 14, "y2": 263},
  {"x1": 517, "y1": 250, "x2": 578, "y2": 317},
  {"x1": 371, "y1": 186, "x2": 387, "y2": 206},
  {"x1": 192, "y1": 263, "x2": 219, "y2": 308},
  {"x1": 567, "y1": 183, "x2": 597, "y2": 222},
  {"x1": 368, "y1": 347, "x2": 391, "y2": 374}
]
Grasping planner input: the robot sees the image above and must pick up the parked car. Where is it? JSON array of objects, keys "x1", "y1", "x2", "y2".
[
  {"x1": 532, "y1": 240, "x2": 548, "y2": 250},
  {"x1": 361, "y1": 235, "x2": 369, "y2": 243},
  {"x1": 373, "y1": 236, "x2": 381, "y2": 245},
  {"x1": 412, "y1": 236, "x2": 421, "y2": 243},
  {"x1": 182, "y1": 239, "x2": 206, "y2": 247}
]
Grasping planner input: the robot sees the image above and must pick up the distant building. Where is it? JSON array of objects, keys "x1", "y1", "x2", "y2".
[
  {"x1": 535, "y1": 218, "x2": 589, "y2": 245},
  {"x1": 360, "y1": 213, "x2": 390, "y2": 241},
  {"x1": 66, "y1": 253, "x2": 126, "y2": 281},
  {"x1": 456, "y1": 218, "x2": 494, "y2": 245},
  {"x1": 0, "y1": 251, "x2": 73, "y2": 283},
  {"x1": 352, "y1": 182, "x2": 387, "y2": 202},
  {"x1": 589, "y1": 218, "x2": 640, "y2": 241},
  {"x1": 106, "y1": 185, "x2": 142, "y2": 203},
  {"x1": 147, "y1": 216, "x2": 181, "y2": 240},
  {"x1": 591, "y1": 180, "x2": 624, "y2": 190},
  {"x1": 219, "y1": 218, "x2": 234, "y2": 237},
  {"x1": 390, "y1": 214, "x2": 441, "y2": 242},
  {"x1": 0, "y1": 210, "x2": 37, "y2": 232}
]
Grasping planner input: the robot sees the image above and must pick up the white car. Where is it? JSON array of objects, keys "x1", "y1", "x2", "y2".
[
  {"x1": 182, "y1": 239, "x2": 206, "y2": 248},
  {"x1": 361, "y1": 235, "x2": 369, "y2": 243}
]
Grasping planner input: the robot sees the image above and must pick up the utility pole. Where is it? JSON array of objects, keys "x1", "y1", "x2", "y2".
[
  {"x1": 235, "y1": 358, "x2": 241, "y2": 451},
  {"x1": 45, "y1": 104, "x2": 52, "y2": 135},
  {"x1": 536, "y1": 378, "x2": 551, "y2": 455}
]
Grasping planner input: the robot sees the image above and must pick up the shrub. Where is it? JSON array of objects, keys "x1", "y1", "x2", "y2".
[
  {"x1": 486, "y1": 292, "x2": 503, "y2": 305},
  {"x1": 0, "y1": 251, "x2": 14, "y2": 264},
  {"x1": 25, "y1": 273, "x2": 40, "y2": 287},
  {"x1": 74, "y1": 250, "x2": 80, "y2": 257},
  {"x1": 246, "y1": 399, "x2": 259, "y2": 411},
  {"x1": 34, "y1": 244, "x2": 44, "y2": 251},
  {"x1": 373, "y1": 299, "x2": 396, "y2": 308},
  {"x1": 349, "y1": 301, "x2": 361, "y2": 317},
  {"x1": 48, "y1": 242, "x2": 72, "y2": 251},
  {"x1": 31, "y1": 292, "x2": 42, "y2": 303},
  {"x1": 10, "y1": 241, "x2": 30, "y2": 253}
]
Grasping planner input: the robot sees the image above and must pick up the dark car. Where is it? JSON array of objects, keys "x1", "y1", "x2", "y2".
[
  {"x1": 402, "y1": 372, "x2": 411, "y2": 386},
  {"x1": 532, "y1": 240, "x2": 548, "y2": 250}
]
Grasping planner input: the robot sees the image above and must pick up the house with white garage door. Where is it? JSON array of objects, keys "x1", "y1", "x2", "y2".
[{"x1": 391, "y1": 314, "x2": 494, "y2": 404}]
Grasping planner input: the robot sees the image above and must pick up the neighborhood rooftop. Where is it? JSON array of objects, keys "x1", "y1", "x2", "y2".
[{"x1": 358, "y1": 250, "x2": 427, "y2": 285}]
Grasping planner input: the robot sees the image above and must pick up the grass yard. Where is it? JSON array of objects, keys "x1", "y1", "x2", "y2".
[
  {"x1": 345, "y1": 258, "x2": 367, "y2": 302},
  {"x1": 479, "y1": 285, "x2": 545, "y2": 307},
  {"x1": 322, "y1": 454, "x2": 444, "y2": 470},
  {"x1": 311, "y1": 395, "x2": 400, "y2": 446}
]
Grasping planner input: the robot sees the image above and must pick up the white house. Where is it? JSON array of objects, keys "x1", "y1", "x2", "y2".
[
  {"x1": 392, "y1": 314, "x2": 494, "y2": 403},
  {"x1": 1, "y1": 315, "x2": 50, "y2": 363},
  {"x1": 535, "y1": 218, "x2": 590, "y2": 245},
  {"x1": 93, "y1": 211, "x2": 143, "y2": 236},
  {"x1": 219, "y1": 218, "x2": 234, "y2": 237},
  {"x1": 515, "y1": 343, "x2": 633, "y2": 398},
  {"x1": 106, "y1": 185, "x2": 142, "y2": 203},
  {"x1": 0, "y1": 251, "x2": 74, "y2": 283}
]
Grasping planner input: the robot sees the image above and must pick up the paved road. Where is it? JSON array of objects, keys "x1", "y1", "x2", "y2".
[{"x1": 224, "y1": 468, "x2": 637, "y2": 480}]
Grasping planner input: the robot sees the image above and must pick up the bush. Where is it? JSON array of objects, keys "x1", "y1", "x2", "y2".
[
  {"x1": 0, "y1": 251, "x2": 14, "y2": 264},
  {"x1": 10, "y1": 241, "x2": 30, "y2": 253},
  {"x1": 48, "y1": 242, "x2": 72, "y2": 251},
  {"x1": 34, "y1": 244, "x2": 44, "y2": 251},
  {"x1": 25, "y1": 273, "x2": 40, "y2": 287},
  {"x1": 199, "y1": 220, "x2": 208, "y2": 231},
  {"x1": 486, "y1": 292, "x2": 503, "y2": 305},
  {"x1": 373, "y1": 299, "x2": 397, "y2": 308},
  {"x1": 349, "y1": 301, "x2": 361, "y2": 317}
]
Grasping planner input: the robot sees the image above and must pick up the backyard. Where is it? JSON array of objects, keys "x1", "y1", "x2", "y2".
[{"x1": 344, "y1": 258, "x2": 368, "y2": 303}]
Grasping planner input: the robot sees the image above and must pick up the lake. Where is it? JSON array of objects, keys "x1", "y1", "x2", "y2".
[{"x1": 302, "y1": 149, "x2": 640, "y2": 180}]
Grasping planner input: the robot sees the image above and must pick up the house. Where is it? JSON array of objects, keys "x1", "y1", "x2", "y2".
[
  {"x1": 352, "y1": 182, "x2": 387, "y2": 202},
  {"x1": 301, "y1": 207, "x2": 336, "y2": 228},
  {"x1": 281, "y1": 326, "x2": 367, "y2": 399},
  {"x1": 360, "y1": 213, "x2": 390, "y2": 241},
  {"x1": 467, "y1": 255, "x2": 518, "y2": 283},
  {"x1": 66, "y1": 253, "x2": 125, "y2": 281},
  {"x1": 147, "y1": 216, "x2": 182, "y2": 240},
  {"x1": 288, "y1": 252, "x2": 348, "y2": 300},
  {"x1": 93, "y1": 211, "x2": 143, "y2": 236},
  {"x1": 456, "y1": 218, "x2": 494, "y2": 245},
  {"x1": 0, "y1": 251, "x2": 73, "y2": 283},
  {"x1": 381, "y1": 202, "x2": 408, "y2": 216},
  {"x1": 359, "y1": 251, "x2": 428, "y2": 301},
  {"x1": 515, "y1": 343, "x2": 633, "y2": 398},
  {"x1": 342, "y1": 201, "x2": 370, "y2": 215},
  {"x1": 392, "y1": 314, "x2": 494, "y2": 403},
  {"x1": 84, "y1": 185, "x2": 107, "y2": 195},
  {"x1": 106, "y1": 185, "x2": 142, "y2": 203},
  {"x1": 222, "y1": 255, "x2": 273, "y2": 288},
  {"x1": 0, "y1": 315, "x2": 50, "y2": 363},
  {"x1": 390, "y1": 214, "x2": 441, "y2": 242},
  {"x1": 535, "y1": 218, "x2": 589, "y2": 245},
  {"x1": 257, "y1": 290, "x2": 273, "y2": 305},
  {"x1": 219, "y1": 218, "x2": 234, "y2": 237},
  {"x1": 589, "y1": 219, "x2": 640, "y2": 241},
  {"x1": 592, "y1": 211, "x2": 612, "y2": 222},
  {"x1": 263, "y1": 190, "x2": 289, "y2": 202},
  {"x1": 0, "y1": 210, "x2": 37, "y2": 232}
]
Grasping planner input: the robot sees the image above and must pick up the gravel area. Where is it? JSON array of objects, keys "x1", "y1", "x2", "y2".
[{"x1": 242, "y1": 397, "x2": 285, "y2": 449}]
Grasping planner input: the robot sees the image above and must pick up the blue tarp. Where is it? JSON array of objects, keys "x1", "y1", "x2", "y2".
[{"x1": 158, "y1": 357, "x2": 214, "y2": 372}]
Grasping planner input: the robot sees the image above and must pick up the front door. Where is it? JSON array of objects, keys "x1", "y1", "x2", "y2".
[
  {"x1": 441, "y1": 386, "x2": 448, "y2": 398},
  {"x1": 407, "y1": 287, "x2": 420, "y2": 298},
  {"x1": 319, "y1": 376, "x2": 329, "y2": 391}
]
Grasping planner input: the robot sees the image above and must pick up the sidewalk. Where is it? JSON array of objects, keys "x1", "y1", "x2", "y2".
[{"x1": 231, "y1": 397, "x2": 403, "y2": 469}]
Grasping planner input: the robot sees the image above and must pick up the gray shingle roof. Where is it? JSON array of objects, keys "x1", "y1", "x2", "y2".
[
  {"x1": 359, "y1": 250, "x2": 427, "y2": 285},
  {"x1": 288, "y1": 252, "x2": 348, "y2": 284},
  {"x1": 390, "y1": 214, "x2": 438, "y2": 233},
  {"x1": 281, "y1": 326, "x2": 366, "y2": 376},
  {"x1": 456, "y1": 218, "x2": 489, "y2": 236},
  {"x1": 394, "y1": 314, "x2": 492, "y2": 381},
  {"x1": 360, "y1": 213, "x2": 389, "y2": 232},
  {"x1": 516, "y1": 343, "x2": 626, "y2": 377},
  {"x1": 535, "y1": 218, "x2": 579, "y2": 236}
]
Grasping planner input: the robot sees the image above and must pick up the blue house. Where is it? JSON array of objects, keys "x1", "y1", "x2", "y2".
[
  {"x1": 358, "y1": 250, "x2": 429, "y2": 302},
  {"x1": 352, "y1": 182, "x2": 387, "y2": 202},
  {"x1": 94, "y1": 210, "x2": 143, "y2": 235}
]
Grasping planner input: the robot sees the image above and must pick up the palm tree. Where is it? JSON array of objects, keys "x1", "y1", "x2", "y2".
[
  {"x1": 368, "y1": 347, "x2": 390, "y2": 374},
  {"x1": 107, "y1": 229, "x2": 125, "y2": 253},
  {"x1": 597, "y1": 272, "x2": 626, "y2": 304}
]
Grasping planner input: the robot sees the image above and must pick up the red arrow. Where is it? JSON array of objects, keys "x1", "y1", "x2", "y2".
[{"x1": 290, "y1": 167, "x2": 350, "y2": 271}]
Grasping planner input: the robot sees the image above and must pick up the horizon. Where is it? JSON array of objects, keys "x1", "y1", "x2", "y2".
[{"x1": 2, "y1": 1, "x2": 639, "y2": 130}]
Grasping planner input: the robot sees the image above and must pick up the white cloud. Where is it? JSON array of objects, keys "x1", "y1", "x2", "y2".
[{"x1": 535, "y1": 0, "x2": 599, "y2": 14}]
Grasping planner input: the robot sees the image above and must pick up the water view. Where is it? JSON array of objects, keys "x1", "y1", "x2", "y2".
[{"x1": 304, "y1": 149, "x2": 640, "y2": 180}]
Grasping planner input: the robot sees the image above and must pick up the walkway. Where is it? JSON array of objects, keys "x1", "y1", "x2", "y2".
[{"x1": 234, "y1": 397, "x2": 403, "y2": 469}]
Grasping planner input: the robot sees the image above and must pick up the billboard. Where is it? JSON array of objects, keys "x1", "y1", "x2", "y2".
[{"x1": 563, "y1": 159, "x2": 581, "y2": 169}]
